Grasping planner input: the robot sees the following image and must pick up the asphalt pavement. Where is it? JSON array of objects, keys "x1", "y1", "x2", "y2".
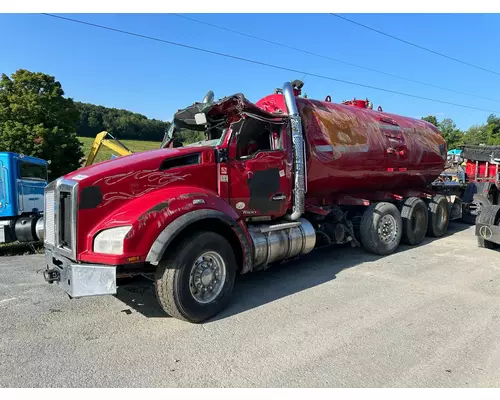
[{"x1": 1, "y1": 222, "x2": 499, "y2": 387}]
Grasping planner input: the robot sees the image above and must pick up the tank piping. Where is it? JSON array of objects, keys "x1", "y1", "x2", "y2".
[{"x1": 283, "y1": 81, "x2": 305, "y2": 221}]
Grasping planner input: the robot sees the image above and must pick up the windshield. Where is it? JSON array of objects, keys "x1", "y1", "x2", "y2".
[
  {"x1": 161, "y1": 122, "x2": 176, "y2": 148},
  {"x1": 19, "y1": 161, "x2": 47, "y2": 181},
  {"x1": 161, "y1": 120, "x2": 226, "y2": 149}
]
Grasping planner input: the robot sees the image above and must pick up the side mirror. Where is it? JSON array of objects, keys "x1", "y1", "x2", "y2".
[{"x1": 195, "y1": 113, "x2": 207, "y2": 125}]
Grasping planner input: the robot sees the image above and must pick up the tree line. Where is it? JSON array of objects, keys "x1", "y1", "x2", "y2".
[
  {"x1": 75, "y1": 101, "x2": 205, "y2": 144},
  {"x1": 422, "y1": 114, "x2": 500, "y2": 150},
  {"x1": 76, "y1": 102, "x2": 170, "y2": 141}
]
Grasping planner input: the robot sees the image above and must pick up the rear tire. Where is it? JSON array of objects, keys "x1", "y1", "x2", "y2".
[
  {"x1": 401, "y1": 197, "x2": 428, "y2": 245},
  {"x1": 477, "y1": 205, "x2": 500, "y2": 249},
  {"x1": 426, "y1": 195, "x2": 450, "y2": 237},
  {"x1": 155, "y1": 231, "x2": 237, "y2": 323},
  {"x1": 360, "y1": 202, "x2": 402, "y2": 255}
]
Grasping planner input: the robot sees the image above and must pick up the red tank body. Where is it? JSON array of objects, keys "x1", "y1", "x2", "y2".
[{"x1": 256, "y1": 94, "x2": 447, "y2": 199}]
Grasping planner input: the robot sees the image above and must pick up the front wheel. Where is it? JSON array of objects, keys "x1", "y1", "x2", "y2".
[{"x1": 155, "y1": 231, "x2": 237, "y2": 323}]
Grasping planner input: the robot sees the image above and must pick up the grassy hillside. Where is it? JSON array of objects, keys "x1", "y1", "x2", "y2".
[{"x1": 78, "y1": 136, "x2": 160, "y2": 165}]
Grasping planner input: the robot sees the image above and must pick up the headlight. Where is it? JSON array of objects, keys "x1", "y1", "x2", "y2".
[{"x1": 93, "y1": 226, "x2": 131, "y2": 255}]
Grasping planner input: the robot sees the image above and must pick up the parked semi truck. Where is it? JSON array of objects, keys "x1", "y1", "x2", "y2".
[
  {"x1": 44, "y1": 81, "x2": 461, "y2": 323},
  {"x1": 0, "y1": 152, "x2": 47, "y2": 244}
]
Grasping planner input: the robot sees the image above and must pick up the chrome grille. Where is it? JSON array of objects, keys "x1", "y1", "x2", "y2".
[
  {"x1": 44, "y1": 190, "x2": 55, "y2": 245},
  {"x1": 44, "y1": 179, "x2": 78, "y2": 260}
]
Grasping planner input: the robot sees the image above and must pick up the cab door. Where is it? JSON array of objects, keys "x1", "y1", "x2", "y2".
[{"x1": 227, "y1": 118, "x2": 292, "y2": 218}]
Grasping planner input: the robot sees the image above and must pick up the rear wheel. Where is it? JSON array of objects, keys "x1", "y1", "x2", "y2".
[
  {"x1": 477, "y1": 205, "x2": 500, "y2": 249},
  {"x1": 360, "y1": 202, "x2": 402, "y2": 255},
  {"x1": 155, "y1": 231, "x2": 237, "y2": 323},
  {"x1": 401, "y1": 197, "x2": 428, "y2": 245},
  {"x1": 426, "y1": 195, "x2": 450, "y2": 237}
]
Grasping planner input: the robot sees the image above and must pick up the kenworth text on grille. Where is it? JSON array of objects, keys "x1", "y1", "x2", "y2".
[{"x1": 43, "y1": 81, "x2": 464, "y2": 323}]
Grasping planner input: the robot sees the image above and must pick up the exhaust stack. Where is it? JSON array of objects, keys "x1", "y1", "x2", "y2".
[{"x1": 283, "y1": 81, "x2": 306, "y2": 221}]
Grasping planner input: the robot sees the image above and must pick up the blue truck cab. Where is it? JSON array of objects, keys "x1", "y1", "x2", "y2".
[{"x1": 0, "y1": 152, "x2": 47, "y2": 243}]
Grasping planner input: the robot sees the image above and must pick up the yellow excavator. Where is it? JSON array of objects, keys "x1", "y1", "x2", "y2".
[{"x1": 84, "y1": 131, "x2": 133, "y2": 167}]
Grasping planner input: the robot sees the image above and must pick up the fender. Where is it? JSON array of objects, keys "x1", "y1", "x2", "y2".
[
  {"x1": 79, "y1": 185, "x2": 253, "y2": 269},
  {"x1": 145, "y1": 208, "x2": 253, "y2": 273}
]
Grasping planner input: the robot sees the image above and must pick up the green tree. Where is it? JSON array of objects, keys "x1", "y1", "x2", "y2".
[
  {"x1": 422, "y1": 115, "x2": 439, "y2": 127},
  {"x1": 437, "y1": 118, "x2": 464, "y2": 150},
  {"x1": 485, "y1": 114, "x2": 500, "y2": 145},
  {"x1": 0, "y1": 69, "x2": 84, "y2": 179},
  {"x1": 462, "y1": 124, "x2": 488, "y2": 145}
]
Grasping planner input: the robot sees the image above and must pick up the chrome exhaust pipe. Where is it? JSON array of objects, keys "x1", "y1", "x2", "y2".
[
  {"x1": 283, "y1": 81, "x2": 305, "y2": 221},
  {"x1": 36, "y1": 217, "x2": 44, "y2": 242}
]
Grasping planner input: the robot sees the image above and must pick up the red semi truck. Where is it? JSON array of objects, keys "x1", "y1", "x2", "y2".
[{"x1": 43, "y1": 81, "x2": 458, "y2": 323}]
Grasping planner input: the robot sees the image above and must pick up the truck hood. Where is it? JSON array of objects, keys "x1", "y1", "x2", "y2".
[
  {"x1": 65, "y1": 146, "x2": 212, "y2": 182},
  {"x1": 63, "y1": 145, "x2": 219, "y2": 263}
]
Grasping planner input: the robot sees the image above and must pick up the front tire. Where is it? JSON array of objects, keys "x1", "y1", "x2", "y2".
[
  {"x1": 155, "y1": 231, "x2": 237, "y2": 323},
  {"x1": 360, "y1": 202, "x2": 402, "y2": 255}
]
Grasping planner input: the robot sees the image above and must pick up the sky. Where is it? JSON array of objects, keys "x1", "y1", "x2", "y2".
[{"x1": 1, "y1": 13, "x2": 500, "y2": 131}]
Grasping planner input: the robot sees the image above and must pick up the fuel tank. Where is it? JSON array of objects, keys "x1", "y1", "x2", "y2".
[{"x1": 257, "y1": 94, "x2": 447, "y2": 198}]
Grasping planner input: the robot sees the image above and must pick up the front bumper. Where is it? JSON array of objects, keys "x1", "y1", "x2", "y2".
[
  {"x1": 44, "y1": 249, "x2": 117, "y2": 298},
  {"x1": 475, "y1": 223, "x2": 500, "y2": 246}
]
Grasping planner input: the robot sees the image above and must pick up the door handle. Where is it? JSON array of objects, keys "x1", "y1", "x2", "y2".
[{"x1": 272, "y1": 194, "x2": 286, "y2": 201}]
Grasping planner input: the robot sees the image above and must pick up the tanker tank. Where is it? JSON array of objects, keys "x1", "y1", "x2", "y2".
[{"x1": 256, "y1": 94, "x2": 447, "y2": 199}]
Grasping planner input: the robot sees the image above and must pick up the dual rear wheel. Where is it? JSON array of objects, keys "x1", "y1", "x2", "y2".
[{"x1": 360, "y1": 195, "x2": 449, "y2": 255}]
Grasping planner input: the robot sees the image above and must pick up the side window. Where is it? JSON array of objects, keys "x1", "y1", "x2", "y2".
[{"x1": 235, "y1": 118, "x2": 283, "y2": 159}]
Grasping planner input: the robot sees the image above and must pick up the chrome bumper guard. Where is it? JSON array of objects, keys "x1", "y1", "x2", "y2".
[{"x1": 44, "y1": 249, "x2": 117, "y2": 298}]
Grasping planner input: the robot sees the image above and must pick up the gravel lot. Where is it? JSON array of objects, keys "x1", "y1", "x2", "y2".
[{"x1": 1, "y1": 222, "x2": 499, "y2": 388}]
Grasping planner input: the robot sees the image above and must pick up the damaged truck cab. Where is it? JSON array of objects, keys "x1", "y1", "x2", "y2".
[{"x1": 44, "y1": 81, "x2": 450, "y2": 323}]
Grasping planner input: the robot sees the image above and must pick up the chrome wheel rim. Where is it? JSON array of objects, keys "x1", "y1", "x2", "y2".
[
  {"x1": 189, "y1": 251, "x2": 226, "y2": 304},
  {"x1": 378, "y1": 214, "x2": 398, "y2": 244}
]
